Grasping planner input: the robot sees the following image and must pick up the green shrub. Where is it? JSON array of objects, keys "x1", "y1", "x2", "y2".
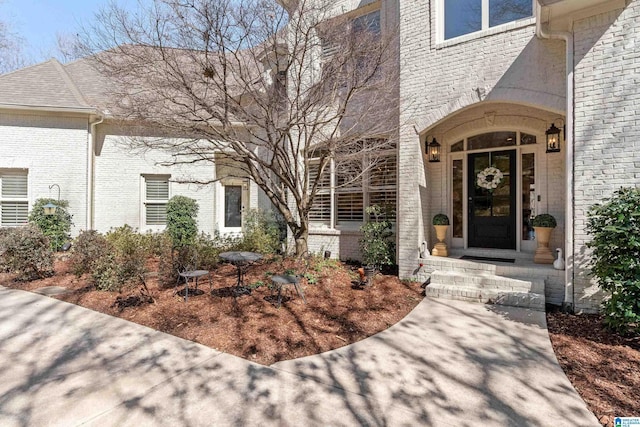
[
  {"x1": 532, "y1": 214, "x2": 557, "y2": 228},
  {"x1": 140, "y1": 231, "x2": 170, "y2": 257},
  {"x1": 432, "y1": 214, "x2": 449, "y2": 226},
  {"x1": 166, "y1": 196, "x2": 199, "y2": 248},
  {"x1": 359, "y1": 205, "x2": 395, "y2": 269},
  {"x1": 157, "y1": 231, "x2": 234, "y2": 287},
  {"x1": 70, "y1": 230, "x2": 110, "y2": 277},
  {"x1": 28, "y1": 198, "x2": 73, "y2": 251},
  {"x1": 586, "y1": 187, "x2": 640, "y2": 333},
  {"x1": 91, "y1": 225, "x2": 147, "y2": 292},
  {"x1": 238, "y1": 209, "x2": 284, "y2": 254},
  {"x1": 0, "y1": 225, "x2": 54, "y2": 281}
]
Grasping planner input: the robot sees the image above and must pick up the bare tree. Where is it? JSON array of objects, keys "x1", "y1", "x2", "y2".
[
  {"x1": 0, "y1": 13, "x2": 28, "y2": 73},
  {"x1": 82, "y1": 0, "x2": 399, "y2": 256},
  {"x1": 55, "y1": 32, "x2": 84, "y2": 63}
]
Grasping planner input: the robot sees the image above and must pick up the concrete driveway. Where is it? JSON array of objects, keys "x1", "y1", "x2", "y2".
[{"x1": 0, "y1": 285, "x2": 599, "y2": 426}]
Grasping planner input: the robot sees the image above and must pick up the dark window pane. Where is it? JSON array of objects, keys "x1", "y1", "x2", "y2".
[
  {"x1": 521, "y1": 133, "x2": 536, "y2": 145},
  {"x1": 452, "y1": 159, "x2": 463, "y2": 238},
  {"x1": 225, "y1": 185, "x2": 242, "y2": 228},
  {"x1": 451, "y1": 140, "x2": 464, "y2": 152},
  {"x1": 490, "y1": 0, "x2": 532, "y2": 27},
  {"x1": 353, "y1": 10, "x2": 381, "y2": 35},
  {"x1": 468, "y1": 132, "x2": 516, "y2": 150},
  {"x1": 522, "y1": 153, "x2": 535, "y2": 240},
  {"x1": 445, "y1": 0, "x2": 482, "y2": 40}
]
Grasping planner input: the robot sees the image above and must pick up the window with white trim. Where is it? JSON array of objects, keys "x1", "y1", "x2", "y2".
[
  {"x1": 144, "y1": 176, "x2": 169, "y2": 226},
  {"x1": 0, "y1": 171, "x2": 28, "y2": 227},
  {"x1": 309, "y1": 139, "x2": 397, "y2": 226},
  {"x1": 441, "y1": 0, "x2": 532, "y2": 41},
  {"x1": 321, "y1": 9, "x2": 381, "y2": 63}
]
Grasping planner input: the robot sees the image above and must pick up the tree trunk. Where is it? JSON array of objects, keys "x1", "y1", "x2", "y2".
[{"x1": 293, "y1": 220, "x2": 309, "y2": 257}]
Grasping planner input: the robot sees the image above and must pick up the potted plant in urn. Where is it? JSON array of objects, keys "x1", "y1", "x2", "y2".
[
  {"x1": 532, "y1": 213, "x2": 556, "y2": 264},
  {"x1": 432, "y1": 214, "x2": 449, "y2": 257}
]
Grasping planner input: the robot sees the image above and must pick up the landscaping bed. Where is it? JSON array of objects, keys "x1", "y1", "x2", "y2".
[
  {"x1": 546, "y1": 309, "x2": 640, "y2": 426},
  {"x1": 2, "y1": 255, "x2": 639, "y2": 425},
  {"x1": 1, "y1": 255, "x2": 423, "y2": 366}
]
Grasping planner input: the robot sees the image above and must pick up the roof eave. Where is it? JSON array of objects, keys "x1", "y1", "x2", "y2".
[
  {"x1": 536, "y1": 0, "x2": 626, "y2": 33},
  {"x1": 0, "y1": 103, "x2": 99, "y2": 115}
]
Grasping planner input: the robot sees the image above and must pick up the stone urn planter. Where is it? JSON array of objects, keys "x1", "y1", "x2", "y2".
[
  {"x1": 432, "y1": 214, "x2": 449, "y2": 257},
  {"x1": 532, "y1": 214, "x2": 556, "y2": 264}
]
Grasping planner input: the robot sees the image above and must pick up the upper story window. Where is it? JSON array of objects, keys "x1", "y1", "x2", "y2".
[
  {"x1": 442, "y1": 0, "x2": 533, "y2": 41},
  {"x1": 321, "y1": 9, "x2": 381, "y2": 63}
]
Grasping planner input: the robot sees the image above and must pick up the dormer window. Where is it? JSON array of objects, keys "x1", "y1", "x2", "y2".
[{"x1": 441, "y1": 0, "x2": 533, "y2": 41}]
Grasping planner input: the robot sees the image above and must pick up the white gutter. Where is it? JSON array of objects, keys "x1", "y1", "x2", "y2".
[
  {"x1": 0, "y1": 104, "x2": 96, "y2": 115},
  {"x1": 88, "y1": 115, "x2": 104, "y2": 230},
  {"x1": 536, "y1": 2, "x2": 575, "y2": 311}
]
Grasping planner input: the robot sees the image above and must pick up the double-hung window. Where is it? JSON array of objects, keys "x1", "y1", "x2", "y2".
[
  {"x1": 144, "y1": 175, "x2": 169, "y2": 226},
  {"x1": 441, "y1": 0, "x2": 533, "y2": 41},
  {"x1": 0, "y1": 171, "x2": 28, "y2": 227},
  {"x1": 309, "y1": 139, "x2": 397, "y2": 227}
]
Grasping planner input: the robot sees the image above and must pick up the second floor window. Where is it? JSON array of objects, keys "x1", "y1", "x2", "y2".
[{"x1": 443, "y1": 0, "x2": 532, "y2": 41}]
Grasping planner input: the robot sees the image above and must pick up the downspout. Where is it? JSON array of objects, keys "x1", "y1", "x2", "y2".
[
  {"x1": 536, "y1": 2, "x2": 575, "y2": 311},
  {"x1": 88, "y1": 115, "x2": 104, "y2": 230}
]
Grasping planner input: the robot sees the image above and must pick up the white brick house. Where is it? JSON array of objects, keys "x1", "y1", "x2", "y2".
[
  {"x1": 0, "y1": 59, "x2": 260, "y2": 238},
  {"x1": 300, "y1": 0, "x2": 639, "y2": 312},
  {"x1": 1, "y1": 0, "x2": 638, "y2": 313}
]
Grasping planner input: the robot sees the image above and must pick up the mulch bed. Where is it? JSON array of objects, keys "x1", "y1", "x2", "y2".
[
  {"x1": 3, "y1": 255, "x2": 639, "y2": 425},
  {"x1": 1, "y1": 255, "x2": 424, "y2": 366},
  {"x1": 546, "y1": 309, "x2": 640, "y2": 426}
]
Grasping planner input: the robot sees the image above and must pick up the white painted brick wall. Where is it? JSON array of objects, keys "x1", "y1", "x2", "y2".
[
  {"x1": 397, "y1": 1, "x2": 566, "y2": 279},
  {"x1": 0, "y1": 112, "x2": 89, "y2": 235},
  {"x1": 572, "y1": 1, "x2": 640, "y2": 313},
  {"x1": 94, "y1": 134, "x2": 216, "y2": 236}
]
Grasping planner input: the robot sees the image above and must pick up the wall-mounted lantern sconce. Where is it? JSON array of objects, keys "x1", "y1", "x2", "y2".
[
  {"x1": 546, "y1": 121, "x2": 563, "y2": 153},
  {"x1": 426, "y1": 137, "x2": 441, "y2": 163},
  {"x1": 43, "y1": 184, "x2": 61, "y2": 216}
]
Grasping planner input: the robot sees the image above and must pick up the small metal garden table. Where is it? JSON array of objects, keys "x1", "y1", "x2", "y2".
[
  {"x1": 219, "y1": 251, "x2": 263, "y2": 296},
  {"x1": 176, "y1": 269, "x2": 211, "y2": 302},
  {"x1": 270, "y1": 274, "x2": 307, "y2": 308}
]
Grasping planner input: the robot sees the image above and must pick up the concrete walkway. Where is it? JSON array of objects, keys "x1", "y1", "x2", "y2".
[{"x1": 0, "y1": 286, "x2": 599, "y2": 427}]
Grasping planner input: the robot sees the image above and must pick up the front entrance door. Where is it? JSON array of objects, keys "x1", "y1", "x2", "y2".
[{"x1": 468, "y1": 150, "x2": 516, "y2": 249}]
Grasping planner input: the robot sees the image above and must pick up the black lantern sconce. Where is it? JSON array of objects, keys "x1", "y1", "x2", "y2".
[
  {"x1": 426, "y1": 137, "x2": 441, "y2": 163},
  {"x1": 545, "y1": 121, "x2": 563, "y2": 153}
]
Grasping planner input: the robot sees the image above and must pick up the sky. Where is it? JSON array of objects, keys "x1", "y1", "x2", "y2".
[{"x1": 0, "y1": 0, "x2": 139, "y2": 63}]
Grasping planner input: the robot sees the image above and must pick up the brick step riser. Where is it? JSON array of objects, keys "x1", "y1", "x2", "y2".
[
  {"x1": 425, "y1": 284, "x2": 545, "y2": 311},
  {"x1": 429, "y1": 273, "x2": 543, "y2": 293}
]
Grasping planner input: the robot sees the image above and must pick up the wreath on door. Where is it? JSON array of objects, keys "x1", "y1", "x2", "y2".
[{"x1": 476, "y1": 166, "x2": 504, "y2": 190}]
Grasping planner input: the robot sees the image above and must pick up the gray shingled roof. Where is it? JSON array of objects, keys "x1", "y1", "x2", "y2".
[{"x1": 0, "y1": 59, "x2": 94, "y2": 110}]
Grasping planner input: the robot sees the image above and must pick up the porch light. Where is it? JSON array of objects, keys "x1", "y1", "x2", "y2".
[
  {"x1": 427, "y1": 138, "x2": 441, "y2": 163},
  {"x1": 546, "y1": 123, "x2": 561, "y2": 153}
]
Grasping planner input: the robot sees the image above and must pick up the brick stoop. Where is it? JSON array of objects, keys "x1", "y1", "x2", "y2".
[{"x1": 416, "y1": 255, "x2": 547, "y2": 311}]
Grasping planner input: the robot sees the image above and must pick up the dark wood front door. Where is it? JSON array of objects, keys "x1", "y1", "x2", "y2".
[{"x1": 468, "y1": 150, "x2": 516, "y2": 249}]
